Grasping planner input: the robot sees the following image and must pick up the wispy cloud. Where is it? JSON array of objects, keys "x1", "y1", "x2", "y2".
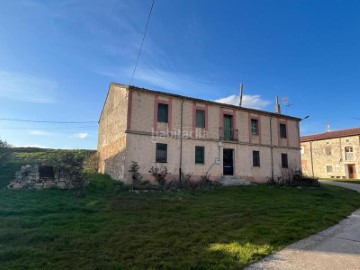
[
  {"x1": 29, "y1": 130, "x2": 53, "y2": 136},
  {"x1": 0, "y1": 71, "x2": 57, "y2": 104},
  {"x1": 98, "y1": 65, "x2": 223, "y2": 98},
  {"x1": 215, "y1": 95, "x2": 270, "y2": 110},
  {"x1": 72, "y1": 132, "x2": 88, "y2": 139}
]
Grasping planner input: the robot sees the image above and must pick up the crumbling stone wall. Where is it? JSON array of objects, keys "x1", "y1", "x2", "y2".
[{"x1": 7, "y1": 165, "x2": 79, "y2": 190}]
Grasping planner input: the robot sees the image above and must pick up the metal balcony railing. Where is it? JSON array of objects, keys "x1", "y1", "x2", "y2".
[{"x1": 219, "y1": 127, "x2": 238, "y2": 142}]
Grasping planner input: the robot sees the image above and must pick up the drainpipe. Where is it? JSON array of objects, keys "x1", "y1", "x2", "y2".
[
  {"x1": 179, "y1": 100, "x2": 184, "y2": 183},
  {"x1": 270, "y1": 116, "x2": 274, "y2": 179},
  {"x1": 310, "y1": 141, "x2": 314, "y2": 178}
]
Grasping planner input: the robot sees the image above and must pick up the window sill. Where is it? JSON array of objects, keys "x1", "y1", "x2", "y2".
[{"x1": 195, "y1": 163, "x2": 205, "y2": 165}]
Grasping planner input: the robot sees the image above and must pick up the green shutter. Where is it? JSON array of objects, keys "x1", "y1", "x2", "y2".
[
  {"x1": 195, "y1": 146, "x2": 204, "y2": 164},
  {"x1": 157, "y1": 104, "x2": 168, "y2": 123},
  {"x1": 196, "y1": 110, "x2": 205, "y2": 128},
  {"x1": 224, "y1": 115, "x2": 232, "y2": 141}
]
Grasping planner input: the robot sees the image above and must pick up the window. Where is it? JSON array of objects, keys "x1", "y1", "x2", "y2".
[
  {"x1": 345, "y1": 146, "x2": 354, "y2": 161},
  {"x1": 326, "y1": 165, "x2": 333, "y2": 173},
  {"x1": 195, "y1": 146, "x2": 205, "y2": 164},
  {"x1": 253, "y1": 151, "x2": 260, "y2": 167},
  {"x1": 300, "y1": 146, "x2": 305, "y2": 155},
  {"x1": 251, "y1": 119, "x2": 258, "y2": 135},
  {"x1": 157, "y1": 103, "x2": 168, "y2": 123},
  {"x1": 196, "y1": 110, "x2": 205, "y2": 128},
  {"x1": 280, "y1": 123, "x2": 287, "y2": 138},
  {"x1": 281, "y1": 153, "x2": 288, "y2": 168},
  {"x1": 156, "y1": 143, "x2": 167, "y2": 163}
]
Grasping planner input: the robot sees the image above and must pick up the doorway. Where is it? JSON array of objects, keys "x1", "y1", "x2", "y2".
[
  {"x1": 223, "y1": 149, "x2": 234, "y2": 175},
  {"x1": 348, "y1": 164, "x2": 356, "y2": 179}
]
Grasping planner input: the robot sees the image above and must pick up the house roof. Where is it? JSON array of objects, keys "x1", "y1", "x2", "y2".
[
  {"x1": 301, "y1": 127, "x2": 360, "y2": 142},
  {"x1": 106, "y1": 82, "x2": 301, "y2": 121}
]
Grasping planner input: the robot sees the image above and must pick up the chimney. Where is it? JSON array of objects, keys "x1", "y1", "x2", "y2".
[
  {"x1": 239, "y1": 83, "x2": 244, "y2": 107},
  {"x1": 275, "y1": 96, "x2": 281, "y2": 113}
]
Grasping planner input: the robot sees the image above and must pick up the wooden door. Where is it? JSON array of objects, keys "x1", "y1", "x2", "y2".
[{"x1": 348, "y1": 164, "x2": 356, "y2": 179}]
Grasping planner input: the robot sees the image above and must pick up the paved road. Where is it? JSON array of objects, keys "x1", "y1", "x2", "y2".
[{"x1": 245, "y1": 181, "x2": 360, "y2": 270}]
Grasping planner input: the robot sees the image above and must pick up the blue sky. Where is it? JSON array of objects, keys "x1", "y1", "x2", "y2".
[{"x1": 0, "y1": 0, "x2": 359, "y2": 149}]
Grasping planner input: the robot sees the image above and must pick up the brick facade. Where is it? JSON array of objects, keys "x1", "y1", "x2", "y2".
[{"x1": 98, "y1": 83, "x2": 302, "y2": 183}]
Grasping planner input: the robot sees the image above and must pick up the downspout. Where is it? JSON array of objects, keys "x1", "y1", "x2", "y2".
[
  {"x1": 179, "y1": 100, "x2": 184, "y2": 183},
  {"x1": 270, "y1": 116, "x2": 274, "y2": 179},
  {"x1": 310, "y1": 141, "x2": 314, "y2": 178}
]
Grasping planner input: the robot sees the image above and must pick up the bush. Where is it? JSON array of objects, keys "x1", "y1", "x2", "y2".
[
  {"x1": 267, "y1": 170, "x2": 319, "y2": 187},
  {"x1": 149, "y1": 166, "x2": 168, "y2": 187},
  {"x1": 82, "y1": 152, "x2": 99, "y2": 173},
  {"x1": 129, "y1": 161, "x2": 143, "y2": 186}
]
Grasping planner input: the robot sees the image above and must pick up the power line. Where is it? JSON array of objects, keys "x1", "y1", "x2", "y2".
[
  {"x1": 0, "y1": 117, "x2": 98, "y2": 124},
  {"x1": 129, "y1": 0, "x2": 155, "y2": 85},
  {"x1": 0, "y1": 126, "x2": 98, "y2": 130}
]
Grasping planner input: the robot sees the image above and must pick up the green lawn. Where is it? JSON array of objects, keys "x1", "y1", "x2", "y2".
[{"x1": 1, "y1": 174, "x2": 360, "y2": 269}]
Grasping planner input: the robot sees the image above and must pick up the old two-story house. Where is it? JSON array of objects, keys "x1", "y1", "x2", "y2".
[
  {"x1": 301, "y1": 128, "x2": 360, "y2": 179},
  {"x1": 97, "y1": 83, "x2": 302, "y2": 183}
]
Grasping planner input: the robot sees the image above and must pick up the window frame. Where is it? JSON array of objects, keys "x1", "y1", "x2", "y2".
[
  {"x1": 280, "y1": 123, "x2": 287, "y2": 139},
  {"x1": 252, "y1": 150, "x2": 260, "y2": 167},
  {"x1": 156, "y1": 143, "x2": 168, "y2": 163},
  {"x1": 195, "y1": 109, "x2": 205, "y2": 129},
  {"x1": 195, "y1": 146, "x2": 205, "y2": 164},
  {"x1": 251, "y1": 119, "x2": 259, "y2": 135},
  {"x1": 326, "y1": 165, "x2": 333, "y2": 173},
  {"x1": 157, "y1": 103, "x2": 169, "y2": 123},
  {"x1": 281, "y1": 153, "x2": 288, "y2": 168}
]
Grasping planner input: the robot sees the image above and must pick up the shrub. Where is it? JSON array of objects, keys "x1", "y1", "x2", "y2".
[
  {"x1": 149, "y1": 166, "x2": 168, "y2": 187},
  {"x1": 267, "y1": 169, "x2": 319, "y2": 187},
  {"x1": 82, "y1": 152, "x2": 99, "y2": 173},
  {"x1": 129, "y1": 161, "x2": 143, "y2": 186}
]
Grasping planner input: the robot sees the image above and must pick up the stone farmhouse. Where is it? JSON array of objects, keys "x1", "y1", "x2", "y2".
[
  {"x1": 301, "y1": 127, "x2": 360, "y2": 179},
  {"x1": 97, "y1": 83, "x2": 302, "y2": 183}
]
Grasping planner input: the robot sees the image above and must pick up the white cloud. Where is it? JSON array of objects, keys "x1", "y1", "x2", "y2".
[
  {"x1": 0, "y1": 71, "x2": 57, "y2": 103},
  {"x1": 29, "y1": 130, "x2": 53, "y2": 136},
  {"x1": 72, "y1": 132, "x2": 88, "y2": 139},
  {"x1": 215, "y1": 95, "x2": 270, "y2": 110},
  {"x1": 15, "y1": 144, "x2": 49, "y2": 148}
]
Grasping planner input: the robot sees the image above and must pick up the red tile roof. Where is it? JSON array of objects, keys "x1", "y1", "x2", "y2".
[{"x1": 301, "y1": 127, "x2": 360, "y2": 142}]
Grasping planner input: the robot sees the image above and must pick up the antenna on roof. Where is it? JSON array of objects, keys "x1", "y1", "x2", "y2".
[
  {"x1": 326, "y1": 123, "x2": 331, "y2": 132},
  {"x1": 281, "y1": 97, "x2": 293, "y2": 114},
  {"x1": 239, "y1": 83, "x2": 244, "y2": 107}
]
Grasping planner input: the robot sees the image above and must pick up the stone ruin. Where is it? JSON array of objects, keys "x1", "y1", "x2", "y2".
[{"x1": 7, "y1": 165, "x2": 79, "y2": 190}]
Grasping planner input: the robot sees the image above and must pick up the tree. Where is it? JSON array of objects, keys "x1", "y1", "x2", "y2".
[{"x1": 0, "y1": 139, "x2": 11, "y2": 166}]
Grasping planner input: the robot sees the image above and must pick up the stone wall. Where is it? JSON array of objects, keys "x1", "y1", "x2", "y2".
[
  {"x1": 97, "y1": 84, "x2": 128, "y2": 181},
  {"x1": 301, "y1": 135, "x2": 360, "y2": 179},
  {"x1": 7, "y1": 165, "x2": 78, "y2": 190}
]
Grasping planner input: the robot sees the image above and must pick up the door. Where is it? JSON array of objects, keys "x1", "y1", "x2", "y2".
[
  {"x1": 348, "y1": 164, "x2": 356, "y2": 179},
  {"x1": 223, "y1": 115, "x2": 232, "y2": 141},
  {"x1": 223, "y1": 149, "x2": 234, "y2": 175}
]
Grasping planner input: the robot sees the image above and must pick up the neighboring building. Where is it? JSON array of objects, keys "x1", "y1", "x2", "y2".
[
  {"x1": 301, "y1": 128, "x2": 360, "y2": 179},
  {"x1": 97, "y1": 83, "x2": 302, "y2": 183}
]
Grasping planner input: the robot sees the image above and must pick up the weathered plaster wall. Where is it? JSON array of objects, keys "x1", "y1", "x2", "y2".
[{"x1": 97, "y1": 84, "x2": 128, "y2": 180}]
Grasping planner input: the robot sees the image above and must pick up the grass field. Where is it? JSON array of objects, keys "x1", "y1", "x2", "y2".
[
  {"x1": 1, "y1": 148, "x2": 360, "y2": 269},
  {"x1": 1, "y1": 173, "x2": 360, "y2": 269}
]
